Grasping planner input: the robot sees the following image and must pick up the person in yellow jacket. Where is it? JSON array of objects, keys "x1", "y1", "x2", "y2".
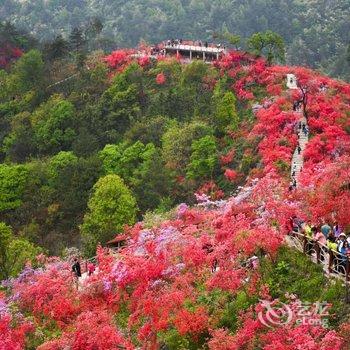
[
  {"x1": 303, "y1": 223, "x2": 312, "y2": 238},
  {"x1": 302, "y1": 222, "x2": 313, "y2": 255},
  {"x1": 326, "y1": 231, "x2": 337, "y2": 252}
]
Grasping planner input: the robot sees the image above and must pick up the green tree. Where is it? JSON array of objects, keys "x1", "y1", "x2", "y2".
[
  {"x1": 0, "y1": 222, "x2": 12, "y2": 279},
  {"x1": 69, "y1": 27, "x2": 86, "y2": 53},
  {"x1": 125, "y1": 116, "x2": 170, "y2": 147},
  {"x1": 162, "y1": 121, "x2": 214, "y2": 172},
  {"x1": 131, "y1": 144, "x2": 172, "y2": 212},
  {"x1": 11, "y1": 49, "x2": 45, "y2": 93},
  {"x1": 178, "y1": 61, "x2": 215, "y2": 119},
  {"x1": 186, "y1": 135, "x2": 217, "y2": 180},
  {"x1": 69, "y1": 27, "x2": 87, "y2": 68},
  {"x1": 72, "y1": 127, "x2": 100, "y2": 157},
  {"x1": 73, "y1": 52, "x2": 109, "y2": 98},
  {"x1": 31, "y1": 95, "x2": 76, "y2": 155},
  {"x1": 215, "y1": 91, "x2": 239, "y2": 134},
  {"x1": 85, "y1": 17, "x2": 104, "y2": 50},
  {"x1": 0, "y1": 164, "x2": 28, "y2": 212},
  {"x1": 0, "y1": 222, "x2": 41, "y2": 279},
  {"x1": 81, "y1": 174, "x2": 137, "y2": 256},
  {"x1": 46, "y1": 154, "x2": 102, "y2": 251},
  {"x1": 8, "y1": 154, "x2": 101, "y2": 255},
  {"x1": 48, "y1": 151, "x2": 78, "y2": 183},
  {"x1": 99, "y1": 144, "x2": 123, "y2": 175},
  {"x1": 99, "y1": 141, "x2": 150, "y2": 181},
  {"x1": 0, "y1": 70, "x2": 9, "y2": 102},
  {"x1": 7, "y1": 238, "x2": 42, "y2": 277},
  {"x1": 100, "y1": 64, "x2": 142, "y2": 142},
  {"x1": 221, "y1": 30, "x2": 241, "y2": 48},
  {"x1": 7, "y1": 160, "x2": 50, "y2": 248},
  {"x1": 118, "y1": 141, "x2": 150, "y2": 180},
  {"x1": 247, "y1": 30, "x2": 285, "y2": 65},
  {"x1": 2, "y1": 111, "x2": 36, "y2": 162},
  {"x1": 99, "y1": 142, "x2": 171, "y2": 212},
  {"x1": 146, "y1": 60, "x2": 183, "y2": 119}
]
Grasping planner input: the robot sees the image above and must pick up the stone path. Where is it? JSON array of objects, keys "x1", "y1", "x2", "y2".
[{"x1": 291, "y1": 112, "x2": 308, "y2": 187}]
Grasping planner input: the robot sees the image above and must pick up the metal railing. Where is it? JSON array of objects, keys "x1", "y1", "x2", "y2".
[{"x1": 287, "y1": 231, "x2": 350, "y2": 279}]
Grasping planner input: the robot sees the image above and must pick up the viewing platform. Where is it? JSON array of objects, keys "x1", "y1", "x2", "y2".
[
  {"x1": 139, "y1": 40, "x2": 227, "y2": 62},
  {"x1": 163, "y1": 42, "x2": 226, "y2": 61}
]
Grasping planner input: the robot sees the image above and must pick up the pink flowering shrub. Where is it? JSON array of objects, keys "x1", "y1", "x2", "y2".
[{"x1": 0, "y1": 293, "x2": 33, "y2": 350}]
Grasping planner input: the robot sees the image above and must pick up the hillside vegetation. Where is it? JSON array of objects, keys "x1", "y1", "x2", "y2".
[
  {"x1": 1, "y1": 41, "x2": 350, "y2": 348},
  {"x1": 1, "y1": 0, "x2": 350, "y2": 80},
  {"x1": 0, "y1": 45, "x2": 261, "y2": 257}
]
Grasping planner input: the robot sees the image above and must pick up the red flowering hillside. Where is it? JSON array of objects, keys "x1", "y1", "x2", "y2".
[{"x1": 2, "y1": 50, "x2": 350, "y2": 349}]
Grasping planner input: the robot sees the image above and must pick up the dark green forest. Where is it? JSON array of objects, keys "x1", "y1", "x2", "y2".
[{"x1": 1, "y1": 0, "x2": 350, "y2": 80}]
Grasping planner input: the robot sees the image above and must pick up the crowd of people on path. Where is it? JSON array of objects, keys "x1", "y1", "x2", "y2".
[
  {"x1": 290, "y1": 217, "x2": 350, "y2": 274},
  {"x1": 150, "y1": 46, "x2": 166, "y2": 56},
  {"x1": 166, "y1": 38, "x2": 184, "y2": 46},
  {"x1": 298, "y1": 121, "x2": 309, "y2": 137},
  {"x1": 289, "y1": 170, "x2": 298, "y2": 190}
]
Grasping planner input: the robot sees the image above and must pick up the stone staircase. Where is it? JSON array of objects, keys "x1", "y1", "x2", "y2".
[{"x1": 291, "y1": 113, "x2": 308, "y2": 187}]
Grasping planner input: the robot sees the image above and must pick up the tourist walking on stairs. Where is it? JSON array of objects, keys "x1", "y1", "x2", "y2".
[{"x1": 72, "y1": 257, "x2": 82, "y2": 289}]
